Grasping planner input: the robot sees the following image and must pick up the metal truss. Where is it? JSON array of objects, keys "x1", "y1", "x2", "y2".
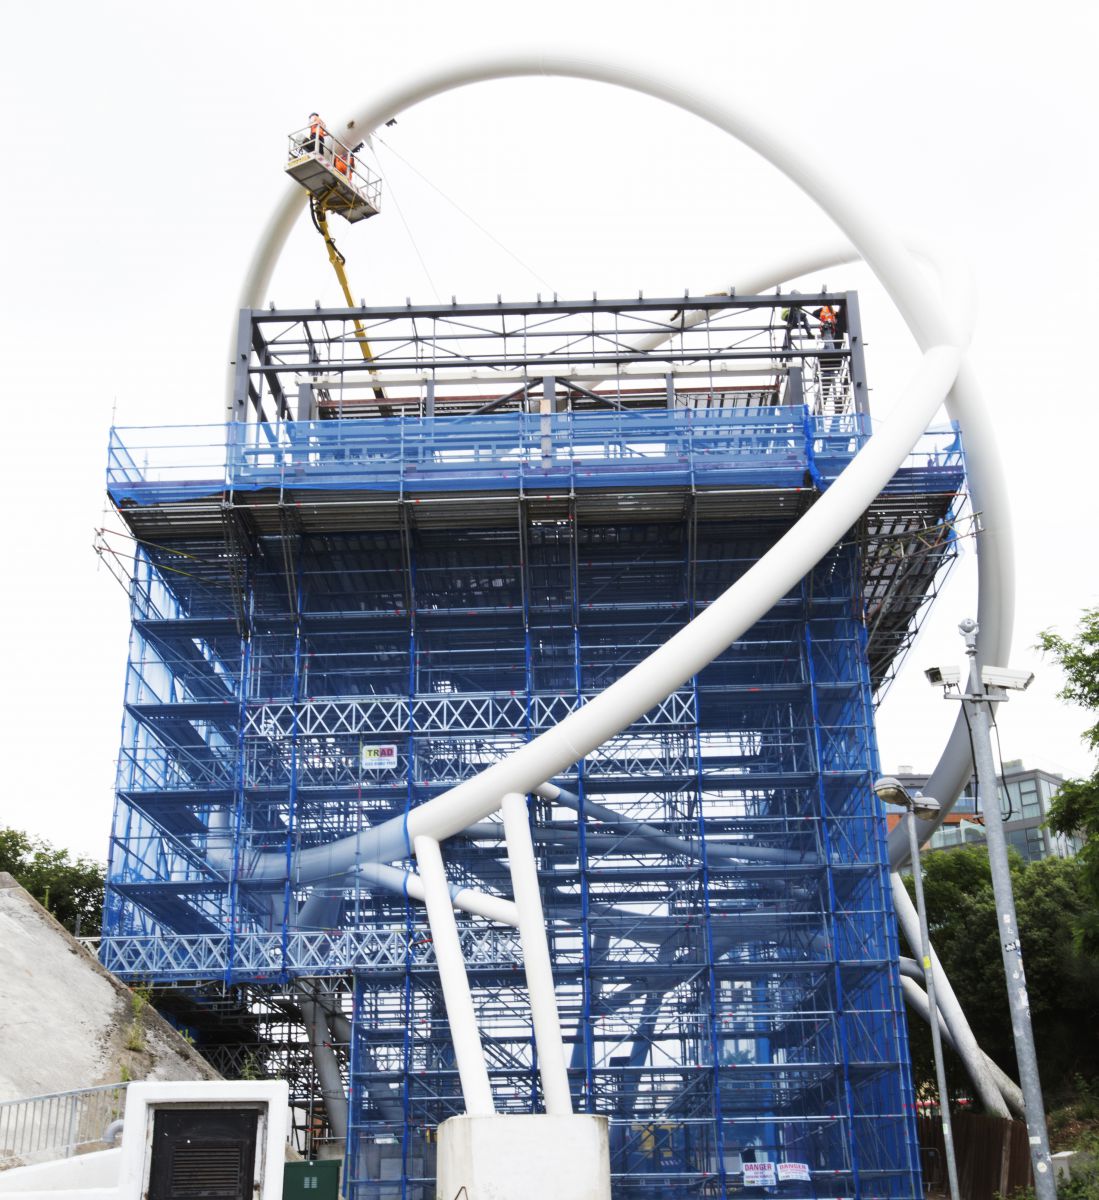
[
  {"x1": 242, "y1": 690, "x2": 696, "y2": 739},
  {"x1": 100, "y1": 924, "x2": 523, "y2": 982}
]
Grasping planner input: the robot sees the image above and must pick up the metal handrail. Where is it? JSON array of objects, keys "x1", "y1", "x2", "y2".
[
  {"x1": 286, "y1": 126, "x2": 383, "y2": 211},
  {"x1": 0, "y1": 1082, "x2": 128, "y2": 1167}
]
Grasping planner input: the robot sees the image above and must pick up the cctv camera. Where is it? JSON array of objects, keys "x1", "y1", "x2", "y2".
[
  {"x1": 924, "y1": 665, "x2": 961, "y2": 687},
  {"x1": 980, "y1": 666, "x2": 1035, "y2": 692}
]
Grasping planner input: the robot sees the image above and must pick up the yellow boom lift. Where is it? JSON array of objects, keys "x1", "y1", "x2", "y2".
[{"x1": 285, "y1": 123, "x2": 387, "y2": 410}]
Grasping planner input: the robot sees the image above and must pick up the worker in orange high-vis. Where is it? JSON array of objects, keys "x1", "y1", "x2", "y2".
[
  {"x1": 336, "y1": 141, "x2": 365, "y2": 179},
  {"x1": 815, "y1": 301, "x2": 838, "y2": 350},
  {"x1": 305, "y1": 112, "x2": 327, "y2": 154}
]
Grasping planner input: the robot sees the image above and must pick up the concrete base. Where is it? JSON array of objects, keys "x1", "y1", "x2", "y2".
[{"x1": 436, "y1": 1115, "x2": 609, "y2": 1200}]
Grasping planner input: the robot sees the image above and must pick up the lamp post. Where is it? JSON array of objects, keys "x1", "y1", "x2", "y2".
[
  {"x1": 874, "y1": 776, "x2": 960, "y2": 1200},
  {"x1": 928, "y1": 617, "x2": 1055, "y2": 1200}
]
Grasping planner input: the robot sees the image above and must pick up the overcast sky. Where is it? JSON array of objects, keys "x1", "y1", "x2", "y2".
[{"x1": 1, "y1": 1, "x2": 1096, "y2": 859}]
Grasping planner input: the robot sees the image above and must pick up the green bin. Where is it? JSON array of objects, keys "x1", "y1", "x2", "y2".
[{"x1": 284, "y1": 1159, "x2": 341, "y2": 1200}]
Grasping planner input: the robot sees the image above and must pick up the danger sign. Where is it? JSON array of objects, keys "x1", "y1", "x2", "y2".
[{"x1": 743, "y1": 1162, "x2": 777, "y2": 1187}]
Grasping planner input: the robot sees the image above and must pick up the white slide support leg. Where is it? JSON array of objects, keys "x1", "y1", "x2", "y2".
[
  {"x1": 413, "y1": 835, "x2": 495, "y2": 1116},
  {"x1": 501, "y1": 791, "x2": 573, "y2": 1115}
]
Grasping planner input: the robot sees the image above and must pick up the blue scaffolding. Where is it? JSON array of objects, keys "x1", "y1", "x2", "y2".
[{"x1": 101, "y1": 294, "x2": 966, "y2": 1199}]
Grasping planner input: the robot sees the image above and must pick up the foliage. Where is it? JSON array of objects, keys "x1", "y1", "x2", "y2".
[
  {"x1": 239, "y1": 1050, "x2": 263, "y2": 1081},
  {"x1": 1003, "y1": 1142, "x2": 1099, "y2": 1200},
  {"x1": 903, "y1": 848, "x2": 1099, "y2": 1103},
  {"x1": 0, "y1": 828, "x2": 105, "y2": 936},
  {"x1": 125, "y1": 986, "x2": 150, "y2": 1052},
  {"x1": 1043, "y1": 1130, "x2": 1099, "y2": 1200},
  {"x1": 1038, "y1": 608, "x2": 1099, "y2": 954}
]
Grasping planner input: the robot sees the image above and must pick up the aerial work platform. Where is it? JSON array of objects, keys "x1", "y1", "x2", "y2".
[{"x1": 285, "y1": 126, "x2": 381, "y2": 223}]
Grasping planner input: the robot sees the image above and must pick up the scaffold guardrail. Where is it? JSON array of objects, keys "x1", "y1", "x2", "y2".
[{"x1": 107, "y1": 413, "x2": 963, "y2": 507}]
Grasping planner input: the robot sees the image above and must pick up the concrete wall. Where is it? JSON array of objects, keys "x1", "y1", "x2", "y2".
[{"x1": 0, "y1": 874, "x2": 218, "y2": 1101}]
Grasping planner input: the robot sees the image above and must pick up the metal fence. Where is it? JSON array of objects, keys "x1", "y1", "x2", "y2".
[{"x1": 0, "y1": 1083, "x2": 128, "y2": 1168}]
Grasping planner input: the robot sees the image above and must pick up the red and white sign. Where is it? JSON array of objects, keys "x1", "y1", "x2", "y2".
[
  {"x1": 743, "y1": 1162, "x2": 777, "y2": 1187},
  {"x1": 777, "y1": 1163, "x2": 812, "y2": 1184}
]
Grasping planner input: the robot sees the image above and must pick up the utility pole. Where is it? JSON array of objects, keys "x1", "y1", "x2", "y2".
[{"x1": 956, "y1": 617, "x2": 1055, "y2": 1199}]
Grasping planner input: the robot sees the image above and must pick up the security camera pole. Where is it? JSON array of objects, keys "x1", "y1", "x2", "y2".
[{"x1": 954, "y1": 617, "x2": 1055, "y2": 1199}]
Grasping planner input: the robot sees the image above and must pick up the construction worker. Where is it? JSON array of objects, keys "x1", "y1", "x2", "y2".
[
  {"x1": 815, "y1": 301, "x2": 838, "y2": 350},
  {"x1": 336, "y1": 141, "x2": 365, "y2": 181},
  {"x1": 305, "y1": 112, "x2": 327, "y2": 155},
  {"x1": 781, "y1": 292, "x2": 812, "y2": 350}
]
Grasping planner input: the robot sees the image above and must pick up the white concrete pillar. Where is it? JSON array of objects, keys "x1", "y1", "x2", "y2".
[
  {"x1": 413, "y1": 835, "x2": 495, "y2": 1115},
  {"x1": 501, "y1": 791, "x2": 573, "y2": 1115}
]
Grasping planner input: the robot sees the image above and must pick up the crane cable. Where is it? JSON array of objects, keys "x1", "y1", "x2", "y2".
[{"x1": 309, "y1": 198, "x2": 389, "y2": 412}]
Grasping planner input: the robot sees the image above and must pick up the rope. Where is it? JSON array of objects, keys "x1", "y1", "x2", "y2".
[
  {"x1": 368, "y1": 154, "x2": 442, "y2": 304},
  {"x1": 373, "y1": 133, "x2": 555, "y2": 291}
]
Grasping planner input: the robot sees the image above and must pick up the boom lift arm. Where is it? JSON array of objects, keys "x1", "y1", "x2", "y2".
[{"x1": 309, "y1": 199, "x2": 388, "y2": 411}]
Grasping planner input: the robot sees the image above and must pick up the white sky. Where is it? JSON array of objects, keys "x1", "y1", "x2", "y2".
[{"x1": 1, "y1": 1, "x2": 1096, "y2": 860}]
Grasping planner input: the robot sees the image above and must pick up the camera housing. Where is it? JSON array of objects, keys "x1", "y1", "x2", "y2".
[{"x1": 980, "y1": 665, "x2": 1035, "y2": 692}]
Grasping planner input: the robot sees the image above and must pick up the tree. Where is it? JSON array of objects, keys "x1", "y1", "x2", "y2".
[
  {"x1": 1038, "y1": 607, "x2": 1099, "y2": 954},
  {"x1": 903, "y1": 847, "x2": 1099, "y2": 1100},
  {"x1": 0, "y1": 828, "x2": 106, "y2": 936}
]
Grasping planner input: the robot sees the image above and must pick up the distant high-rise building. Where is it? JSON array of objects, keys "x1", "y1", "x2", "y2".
[{"x1": 892, "y1": 763, "x2": 1079, "y2": 861}]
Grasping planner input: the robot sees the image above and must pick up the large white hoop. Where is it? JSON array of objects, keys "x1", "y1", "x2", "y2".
[{"x1": 234, "y1": 52, "x2": 1014, "y2": 865}]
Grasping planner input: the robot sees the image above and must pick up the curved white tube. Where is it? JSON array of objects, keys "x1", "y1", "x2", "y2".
[
  {"x1": 623, "y1": 235, "x2": 998, "y2": 867},
  {"x1": 232, "y1": 51, "x2": 1012, "y2": 881},
  {"x1": 537, "y1": 781, "x2": 807, "y2": 864},
  {"x1": 356, "y1": 860, "x2": 518, "y2": 926},
  {"x1": 299, "y1": 987, "x2": 350, "y2": 1144},
  {"x1": 891, "y1": 873, "x2": 1008, "y2": 1115},
  {"x1": 899, "y1": 976, "x2": 1024, "y2": 1119}
]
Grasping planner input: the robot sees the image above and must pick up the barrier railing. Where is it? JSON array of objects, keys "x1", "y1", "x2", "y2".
[
  {"x1": 108, "y1": 412, "x2": 960, "y2": 507},
  {"x1": 287, "y1": 126, "x2": 382, "y2": 213},
  {"x1": 0, "y1": 1083, "x2": 128, "y2": 1168}
]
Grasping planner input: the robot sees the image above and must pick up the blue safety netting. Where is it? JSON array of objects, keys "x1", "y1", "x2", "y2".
[{"x1": 108, "y1": 409, "x2": 963, "y2": 510}]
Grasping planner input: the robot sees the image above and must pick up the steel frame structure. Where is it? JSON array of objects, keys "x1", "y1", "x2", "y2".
[{"x1": 103, "y1": 295, "x2": 965, "y2": 1200}]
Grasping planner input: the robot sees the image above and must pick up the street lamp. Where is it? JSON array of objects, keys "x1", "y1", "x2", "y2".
[
  {"x1": 922, "y1": 617, "x2": 1055, "y2": 1200},
  {"x1": 874, "y1": 776, "x2": 960, "y2": 1200}
]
